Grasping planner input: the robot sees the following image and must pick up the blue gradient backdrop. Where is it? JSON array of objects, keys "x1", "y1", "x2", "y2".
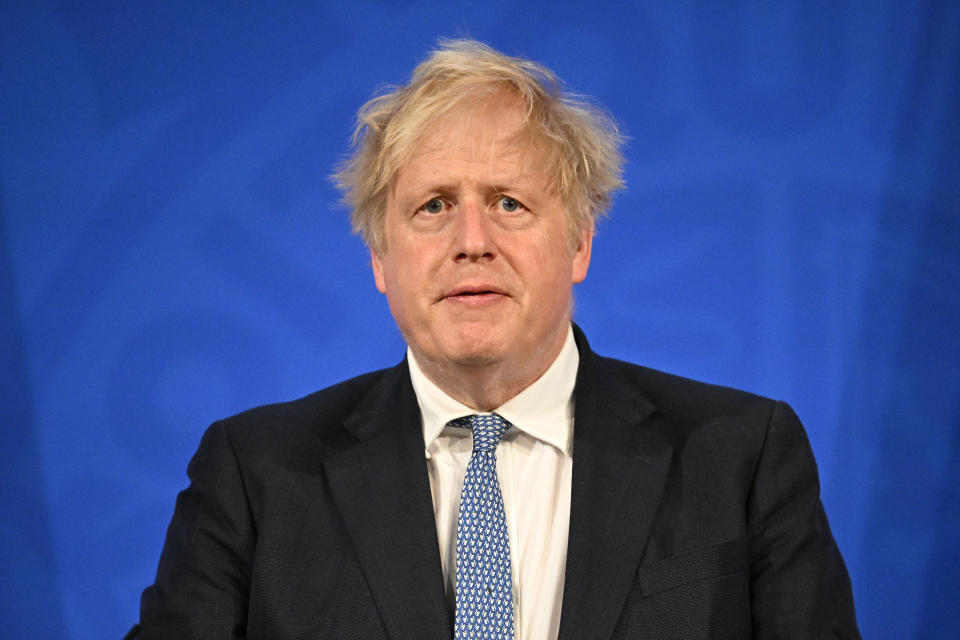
[{"x1": 2, "y1": 2, "x2": 958, "y2": 638}]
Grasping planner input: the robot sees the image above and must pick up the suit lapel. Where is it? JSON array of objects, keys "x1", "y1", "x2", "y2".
[
  {"x1": 322, "y1": 362, "x2": 452, "y2": 639},
  {"x1": 558, "y1": 330, "x2": 674, "y2": 640}
]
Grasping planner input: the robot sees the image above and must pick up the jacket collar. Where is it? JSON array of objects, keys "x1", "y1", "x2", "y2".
[
  {"x1": 557, "y1": 326, "x2": 674, "y2": 640},
  {"x1": 324, "y1": 362, "x2": 453, "y2": 638}
]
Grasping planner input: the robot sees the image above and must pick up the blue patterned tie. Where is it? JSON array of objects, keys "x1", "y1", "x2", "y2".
[{"x1": 451, "y1": 413, "x2": 515, "y2": 640}]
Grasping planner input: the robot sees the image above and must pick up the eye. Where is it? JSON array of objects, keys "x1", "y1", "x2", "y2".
[
  {"x1": 420, "y1": 197, "x2": 445, "y2": 214},
  {"x1": 497, "y1": 196, "x2": 524, "y2": 213}
]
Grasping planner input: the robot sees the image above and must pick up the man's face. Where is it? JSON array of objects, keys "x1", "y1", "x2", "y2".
[{"x1": 371, "y1": 94, "x2": 592, "y2": 390}]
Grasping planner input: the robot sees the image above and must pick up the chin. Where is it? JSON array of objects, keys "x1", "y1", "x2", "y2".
[
  {"x1": 442, "y1": 342, "x2": 505, "y2": 368},
  {"x1": 410, "y1": 321, "x2": 515, "y2": 370}
]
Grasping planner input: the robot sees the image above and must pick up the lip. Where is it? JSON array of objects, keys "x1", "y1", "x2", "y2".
[
  {"x1": 441, "y1": 284, "x2": 509, "y2": 305},
  {"x1": 444, "y1": 283, "x2": 507, "y2": 298}
]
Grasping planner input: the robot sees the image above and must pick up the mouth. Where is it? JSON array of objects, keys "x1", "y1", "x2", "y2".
[{"x1": 442, "y1": 285, "x2": 508, "y2": 304}]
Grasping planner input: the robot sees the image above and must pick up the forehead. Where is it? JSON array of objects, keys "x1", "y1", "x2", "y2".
[
  {"x1": 426, "y1": 94, "x2": 524, "y2": 147},
  {"x1": 396, "y1": 94, "x2": 551, "y2": 184}
]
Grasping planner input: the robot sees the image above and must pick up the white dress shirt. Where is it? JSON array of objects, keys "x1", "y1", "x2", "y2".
[{"x1": 407, "y1": 325, "x2": 577, "y2": 640}]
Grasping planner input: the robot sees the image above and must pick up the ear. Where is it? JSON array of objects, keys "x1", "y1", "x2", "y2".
[
  {"x1": 371, "y1": 248, "x2": 387, "y2": 294},
  {"x1": 571, "y1": 225, "x2": 593, "y2": 284}
]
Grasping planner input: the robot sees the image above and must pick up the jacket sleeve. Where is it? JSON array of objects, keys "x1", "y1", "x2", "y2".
[
  {"x1": 136, "y1": 421, "x2": 254, "y2": 639},
  {"x1": 746, "y1": 401, "x2": 861, "y2": 639}
]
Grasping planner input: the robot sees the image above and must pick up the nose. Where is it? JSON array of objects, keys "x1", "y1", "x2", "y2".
[{"x1": 453, "y1": 198, "x2": 497, "y2": 262}]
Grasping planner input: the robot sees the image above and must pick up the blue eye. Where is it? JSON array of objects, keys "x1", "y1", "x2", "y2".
[
  {"x1": 499, "y1": 196, "x2": 521, "y2": 212},
  {"x1": 423, "y1": 198, "x2": 444, "y2": 214}
]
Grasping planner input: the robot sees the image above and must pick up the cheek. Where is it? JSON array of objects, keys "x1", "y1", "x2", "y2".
[
  {"x1": 383, "y1": 269, "x2": 411, "y2": 309},
  {"x1": 538, "y1": 249, "x2": 577, "y2": 288},
  {"x1": 528, "y1": 266, "x2": 572, "y2": 308},
  {"x1": 381, "y1": 256, "x2": 427, "y2": 312}
]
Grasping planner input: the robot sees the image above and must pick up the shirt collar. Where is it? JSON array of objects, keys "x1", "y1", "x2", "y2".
[{"x1": 409, "y1": 325, "x2": 578, "y2": 456}]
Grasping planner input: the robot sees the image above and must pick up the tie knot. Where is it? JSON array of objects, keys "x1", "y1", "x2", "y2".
[{"x1": 451, "y1": 414, "x2": 510, "y2": 452}]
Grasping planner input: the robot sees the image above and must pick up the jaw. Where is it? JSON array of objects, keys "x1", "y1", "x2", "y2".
[
  {"x1": 423, "y1": 301, "x2": 517, "y2": 366},
  {"x1": 408, "y1": 299, "x2": 572, "y2": 410}
]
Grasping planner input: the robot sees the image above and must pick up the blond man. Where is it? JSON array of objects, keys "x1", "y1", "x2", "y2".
[{"x1": 132, "y1": 40, "x2": 859, "y2": 640}]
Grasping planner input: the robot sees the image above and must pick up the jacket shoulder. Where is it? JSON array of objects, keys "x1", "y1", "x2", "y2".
[
  {"x1": 573, "y1": 325, "x2": 779, "y2": 427},
  {"x1": 587, "y1": 352, "x2": 782, "y2": 438},
  {"x1": 597, "y1": 351, "x2": 773, "y2": 405},
  {"x1": 213, "y1": 363, "x2": 406, "y2": 452}
]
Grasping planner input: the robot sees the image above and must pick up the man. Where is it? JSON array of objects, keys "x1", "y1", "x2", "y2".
[{"x1": 131, "y1": 40, "x2": 860, "y2": 639}]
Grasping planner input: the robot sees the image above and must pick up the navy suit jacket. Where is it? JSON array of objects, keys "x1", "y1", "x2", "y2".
[{"x1": 132, "y1": 327, "x2": 860, "y2": 639}]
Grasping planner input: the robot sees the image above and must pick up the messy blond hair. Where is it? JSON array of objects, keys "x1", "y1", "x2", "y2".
[{"x1": 333, "y1": 39, "x2": 625, "y2": 252}]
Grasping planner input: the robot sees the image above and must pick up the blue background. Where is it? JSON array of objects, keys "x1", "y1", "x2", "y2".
[{"x1": 2, "y1": 1, "x2": 958, "y2": 638}]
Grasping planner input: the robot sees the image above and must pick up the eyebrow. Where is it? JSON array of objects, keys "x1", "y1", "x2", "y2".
[{"x1": 403, "y1": 179, "x2": 536, "y2": 199}]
